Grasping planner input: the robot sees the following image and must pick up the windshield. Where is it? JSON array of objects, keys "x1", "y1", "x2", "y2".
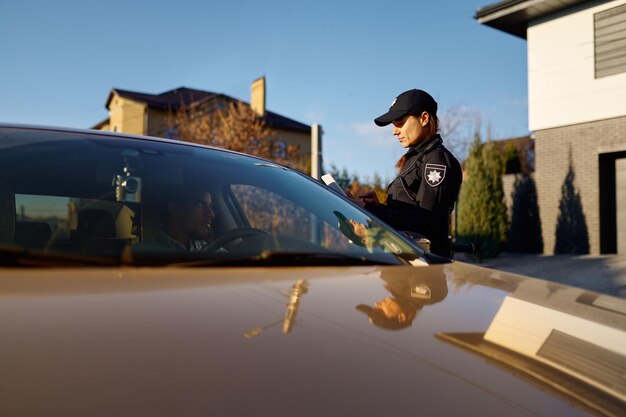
[{"x1": 0, "y1": 128, "x2": 423, "y2": 266}]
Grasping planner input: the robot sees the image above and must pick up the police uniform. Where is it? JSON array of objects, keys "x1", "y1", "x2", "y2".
[
  {"x1": 367, "y1": 89, "x2": 462, "y2": 257},
  {"x1": 356, "y1": 267, "x2": 449, "y2": 330}
]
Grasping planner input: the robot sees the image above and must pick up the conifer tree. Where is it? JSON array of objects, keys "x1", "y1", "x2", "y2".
[
  {"x1": 456, "y1": 134, "x2": 508, "y2": 262},
  {"x1": 327, "y1": 164, "x2": 353, "y2": 190}
]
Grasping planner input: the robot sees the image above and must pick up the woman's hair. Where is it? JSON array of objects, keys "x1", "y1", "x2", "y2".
[{"x1": 395, "y1": 112, "x2": 439, "y2": 172}]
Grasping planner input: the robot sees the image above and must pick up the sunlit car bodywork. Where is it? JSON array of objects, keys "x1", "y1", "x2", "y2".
[{"x1": 1, "y1": 124, "x2": 625, "y2": 417}]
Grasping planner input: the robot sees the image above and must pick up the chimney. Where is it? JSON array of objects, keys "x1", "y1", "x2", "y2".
[{"x1": 251, "y1": 76, "x2": 266, "y2": 117}]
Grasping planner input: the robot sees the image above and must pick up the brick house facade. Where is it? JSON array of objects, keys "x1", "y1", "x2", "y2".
[
  {"x1": 535, "y1": 116, "x2": 626, "y2": 254},
  {"x1": 477, "y1": 0, "x2": 626, "y2": 254}
]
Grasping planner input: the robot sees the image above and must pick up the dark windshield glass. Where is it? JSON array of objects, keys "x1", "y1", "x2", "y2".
[{"x1": 0, "y1": 129, "x2": 422, "y2": 266}]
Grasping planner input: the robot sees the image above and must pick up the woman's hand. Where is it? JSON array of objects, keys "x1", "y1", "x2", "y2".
[
  {"x1": 345, "y1": 189, "x2": 366, "y2": 208},
  {"x1": 359, "y1": 191, "x2": 380, "y2": 206}
]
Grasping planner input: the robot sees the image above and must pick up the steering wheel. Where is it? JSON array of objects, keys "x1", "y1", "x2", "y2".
[{"x1": 201, "y1": 227, "x2": 270, "y2": 253}]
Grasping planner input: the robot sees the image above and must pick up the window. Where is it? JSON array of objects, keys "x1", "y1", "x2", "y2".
[
  {"x1": 13, "y1": 194, "x2": 137, "y2": 252},
  {"x1": 164, "y1": 127, "x2": 179, "y2": 140},
  {"x1": 230, "y1": 184, "x2": 312, "y2": 240},
  {"x1": 594, "y1": 3, "x2": 626, "y2": 78},
  {"x1": 274, "y1": 139, "x2": 288, "y2": 159},
  {"x1": 1, "y1": 128, "x2": 419, "y2": 264},
  {"x1": 229, "y1": 184, "x2": 391, "y2": 253},
  {"x1": 15, "y1": 194, "x2": 72, "y2": 241}
]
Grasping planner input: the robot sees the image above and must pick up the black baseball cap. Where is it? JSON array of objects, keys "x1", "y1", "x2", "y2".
[{"x1": 374, "y1": 89, "x2": 438, "y2": 127}]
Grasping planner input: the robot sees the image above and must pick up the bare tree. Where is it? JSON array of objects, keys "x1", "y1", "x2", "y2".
[
  {"x1": 168, "y1": 99, "x2": 218, "y2": 146},
  {"x1": 214, "y1": 101, "x2": 272, "y2": 156},
  {"x1": 169, "y1": 99, "x2": 307, "y2": 172},
  {"x1": 438, "y1": 105, "x2": 482, "y2": 160}
]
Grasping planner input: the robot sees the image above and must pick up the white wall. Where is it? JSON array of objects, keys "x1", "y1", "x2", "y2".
[{"x1": 528, "y1": 0, "x2": 626, "y2": 131}]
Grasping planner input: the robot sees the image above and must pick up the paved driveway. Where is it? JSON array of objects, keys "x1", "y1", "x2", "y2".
[{"x1": 454, "y1": 253, "x2": 626, "y2": 298}]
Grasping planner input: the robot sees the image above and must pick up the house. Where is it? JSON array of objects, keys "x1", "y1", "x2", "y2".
[
  {"x1": 494, "y1": 136, "x2": 536, "y2": 221},
  {"x1": 461, "y1": 135, "x2": 535, "y2": 173},
  {"x1": 476, "y1": 0, "x2": 626, "y2": 255},
  {"x1": 92, "y1": 77, "x2": 312, "y2": 170},
  {"x1": 492, "y1": 135, "x2": 535, "y2": 174}
]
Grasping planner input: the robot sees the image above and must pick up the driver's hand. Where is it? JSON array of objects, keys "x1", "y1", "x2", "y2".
[{"x1": 348, "y1": 220, "x2": 368, "y2": 240}]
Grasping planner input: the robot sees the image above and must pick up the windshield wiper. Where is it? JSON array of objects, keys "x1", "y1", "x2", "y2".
[
  {"x1": 0, "y1": 245, "x2": 124, "y2": 267},
  {"x1": 0, "y1": 245, "x2": 404, "y2": 268},
  {"x1": 167, "y1": 250, "x2": 398, "y2": 267}
]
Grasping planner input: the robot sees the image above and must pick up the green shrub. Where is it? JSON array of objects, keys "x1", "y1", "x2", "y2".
[{"x1": 456, "y1": 135, "x2": 508, "y2": 262}]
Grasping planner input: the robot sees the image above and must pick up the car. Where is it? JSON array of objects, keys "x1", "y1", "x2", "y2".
[{"x1": 1, "y1": 124, "x2": 625, "y2": 417}]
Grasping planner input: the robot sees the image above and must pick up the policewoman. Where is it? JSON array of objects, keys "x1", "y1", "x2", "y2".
[
  {"x1": 354, "y1": 89, "x2": 462, "y2": 257},
  {"x1": 356, "y1": 266, "x2": 449, "y2": 330}
]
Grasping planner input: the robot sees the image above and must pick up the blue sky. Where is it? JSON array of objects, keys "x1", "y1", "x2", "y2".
[{"x1": 0, "y1": 0, "x2": 528, "y2": 181}]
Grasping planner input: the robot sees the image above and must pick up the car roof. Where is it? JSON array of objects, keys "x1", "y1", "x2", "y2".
[{"x1": 0, "y1": 122, "x2": 287, "y2": 166}]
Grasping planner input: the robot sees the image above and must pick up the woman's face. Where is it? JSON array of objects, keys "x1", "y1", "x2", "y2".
[
  {"x1": 374, "y1": 297, "x2": 406, "y2": 322},
  {"x1": 392, "y1": 112, "x2": 430, "y2": 148}
]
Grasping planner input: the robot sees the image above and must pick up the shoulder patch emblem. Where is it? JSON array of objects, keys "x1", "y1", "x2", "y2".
[
  {"x1": 425, "y1": 163, "x2": 446, "y2": 187},
  {"x1": 411, "y1": 284, "x2": 432, "y2": 300}
]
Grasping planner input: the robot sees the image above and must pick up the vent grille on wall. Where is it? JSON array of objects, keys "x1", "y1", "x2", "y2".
[{"x1": 594, "y1": 3, "x2": 626, "y2": 78}]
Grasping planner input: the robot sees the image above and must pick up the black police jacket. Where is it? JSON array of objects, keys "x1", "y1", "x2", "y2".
[{"x1": 365, "y1": 135, "x2": 462, "y2": 257}]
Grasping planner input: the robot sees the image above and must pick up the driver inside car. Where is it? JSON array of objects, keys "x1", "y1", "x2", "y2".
[{"x1": 134, "y1": 188, "x2": 215, "y2": 253}]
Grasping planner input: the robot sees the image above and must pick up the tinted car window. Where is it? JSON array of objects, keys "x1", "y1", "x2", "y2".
[
  {"x1": 0, "y1": 128, "x2": 422, "y2": 266},
  {"x1": 231, "y1": 184, "x2": 312, "y2": 240}
]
